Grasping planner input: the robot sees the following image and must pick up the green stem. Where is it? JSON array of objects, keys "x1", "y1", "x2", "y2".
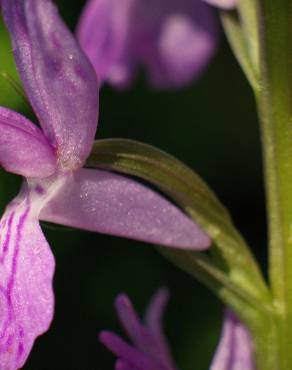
[
  {"x1": 159, "y1": 246, "x2": 279, "y2": 369},
  {"x1": 256, "y1": 0, "x2": 292, "y2": 368}
]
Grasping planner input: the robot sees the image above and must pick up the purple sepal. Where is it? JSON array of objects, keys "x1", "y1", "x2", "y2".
[
  {"x1": 0, "y1": 107, "x2": 57, "y2": 178},
  {"x1": 2, "y1": 0, "x2": 99, "y2": 169},
  {"x1": 77, "y1": 0, "x2": 219, "y2": 89},
  {"x1": 99, "y1": 289, "x2": 177, "y2": 370},
  {"x1": 40, "y1": 168, "x2": 210, "y2": 250},
  {"x1": 210, "y1": 309, "x2": 254, "y2": 370}
]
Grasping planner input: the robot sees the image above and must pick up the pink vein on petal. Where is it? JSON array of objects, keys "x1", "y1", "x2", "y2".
[
  {"x1": 7, "y1": 203, "x2": 30, "y2": 299},
  {"x1": 0, "y1": 212, "x2": 15, "y2": 264}
]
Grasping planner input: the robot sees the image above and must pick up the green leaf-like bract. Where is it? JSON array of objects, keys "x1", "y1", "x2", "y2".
[{"x1": 87, "y1": 139, "x2": 272, "y2": 319}]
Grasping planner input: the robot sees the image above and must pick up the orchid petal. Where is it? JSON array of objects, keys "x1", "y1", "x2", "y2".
[
  {"x1": 210, "y1": 309, "x2": 254, "y2": 370},
  {"x1": 0, "y1": 188, "x2": 55, "y2": 370},
  {"x1": 40, "y1": 168, "x2": 210, "y2": 250},
  {"x1": 77, "y1": 0, "x2": 218, "y2": 88},
  {"x1": 0, "y1": 107, "x2": 57, "y2": 178},
  {"x1": 202, "y1": 0, "x2": 237, "y2": 10},
  {"x1": 2, "y1": 0, "x2": 99, "y2": 169}
]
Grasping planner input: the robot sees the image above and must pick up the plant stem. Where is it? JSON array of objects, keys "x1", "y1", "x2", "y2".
[{"x1": 256, "y1": 0, "x2": 292, "y2": 368}]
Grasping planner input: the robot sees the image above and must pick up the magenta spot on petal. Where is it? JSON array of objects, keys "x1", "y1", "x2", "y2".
[
  {"x1": 51, "y1": 59, "x2": 62, "y2": 74},
  {"x1": 34, "y1": 185, "x2": 45, "y2": 195},
  {"x1": 50, "y1": 32, "x2": 62, "y2": 50},
  {"x1": 74, "y1": 64, "x2": 87, "y2": 81},
  {"x1": 19, "y1": 327, "x2": 24, "y2": 338},
  {"x1": 4, "y1": 334, "x2": 13, "y2": 351},
  {"x1": 0, "y1": 212, "x2": 14, "y2": 264},
  {"x1": 17, "y1": 342, "x2": 24, "y2": 359}
]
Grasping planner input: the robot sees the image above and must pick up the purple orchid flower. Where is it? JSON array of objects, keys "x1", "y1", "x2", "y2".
[
  {"x1": 0, "y1": 0, "x2": 211, "y2": 368},
  {"x1": 76, "y1": 0, "x2": 236, "y2": 90},
  {"x1": 100, "y1": 288, "x2": 177, "y2": 370},
  {"x1": 100, "y1": 291, "x2": 254, "y2": 370}
]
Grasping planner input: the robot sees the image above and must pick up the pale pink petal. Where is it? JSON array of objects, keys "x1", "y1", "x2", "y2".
[
  {"x1": 0, "y1": 107, "x2": 57, "y2": 178},
  {"x1": 0, "y1": 173, "x2": 67, "y2": 369},
  {"x1": 210, "y1": 309, "x2": 254, "y2": 370},
  {"x1": 40, "y1": 168, "x2": 210, "y2": 250}
]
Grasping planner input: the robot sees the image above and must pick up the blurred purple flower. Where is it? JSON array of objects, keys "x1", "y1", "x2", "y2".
[
  {"x1": 77, "y1": 0, "x2": 237, "y2": 89},
  {"x1": 100, "y1": 289, "x2": 177, "y2": 370},
  {"x1": 100, "y1": 291, "x2": 254, "y2": 370},
  {"x1": 0, "y1": 0, "x2": 210, "y2": 368},
  {"x1": 210, "y1": 309, "x2": 254, "y2": 370},
  {"x1": 76, "y1": 0, "x2": 222, "y2": 89}
]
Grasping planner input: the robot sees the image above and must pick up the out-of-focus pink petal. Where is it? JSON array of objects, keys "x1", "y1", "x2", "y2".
[
  {"x1": 77, "y1": 0, "x2": 218, "y2": 89},
  {"x1": 2, "y1": 0, "x2": 99, "y2": 169},
  {"x1": 40, "y1": 168, "x2": 210, "y2": 250},
  {"x1": 100, "y1": 289, "x2": 176, "y2": 369},
  {"x1": 210, "y1": 309, "x2": 254, "y2": 370},
  {"x1": 144, "y1": 289, "x2": 176, "y2": 369},
  {"x1": 202, "y1": 0, "x2": 237, "y2": 10},
  {"x1": 115, "y1": 290, "x2": 176, "y2": 369},
  {"x1": 115, "y1": 294, "x2": 148, "y2": 348},
  {"x1": 0, "y1": 107, "x2": 57, "y2": 178},
  {"x1": 0, "y1": 188, "x2": 55, "y2": 369},
  {"x1": 100, "y1": 331, "x2": 166, "y2": 370},
  {"x1": 141, "y1": 4, "x2": 218, "y2": 88},
  {"x1": 115, "y1": 359, "x2": 139, "y2": 370},
  {"x1": 144, "y1": 289, "x2": 169, "y2": 330},
  {"x1": 76, "y1": 0, "x2": 135, "y2": 87}
]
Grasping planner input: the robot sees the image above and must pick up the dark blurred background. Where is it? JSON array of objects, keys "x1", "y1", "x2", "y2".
[{"x1": 0, "y1": 1, "x2": 266, "y2": 369}]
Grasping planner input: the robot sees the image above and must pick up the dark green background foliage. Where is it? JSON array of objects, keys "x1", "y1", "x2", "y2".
[{"x1": 0, "y1": 1, "x2": 265, "y2": 369}]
